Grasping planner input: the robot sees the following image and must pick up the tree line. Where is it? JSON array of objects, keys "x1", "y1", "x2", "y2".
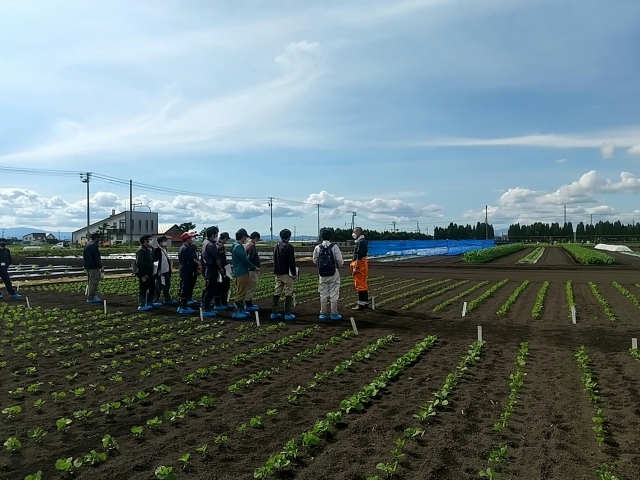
[{"x1": 508, "y1": 220, "x2": 640, "y2": 241}]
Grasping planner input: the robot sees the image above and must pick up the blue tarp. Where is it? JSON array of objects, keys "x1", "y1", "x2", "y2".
[{"x1": 368, "y1": 240, "x2": 495, "y2": 257}]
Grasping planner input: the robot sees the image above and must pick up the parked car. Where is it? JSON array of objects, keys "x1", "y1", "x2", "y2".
[{"x1": 51, "y1": 242, "x2": 70, "y2": 250}]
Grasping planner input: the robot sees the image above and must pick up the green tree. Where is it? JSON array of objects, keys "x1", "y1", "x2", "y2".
[{"x1": 178, "y1": 222, "x2": 196, "y2": 233}]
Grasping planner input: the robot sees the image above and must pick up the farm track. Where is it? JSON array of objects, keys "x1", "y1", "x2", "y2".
[
  {"x1": 537, "y1": 246, "x2": 579, "y2": 266},
  {"x1": 539, "y1": 281, "x2": 565, "y2": 325}
]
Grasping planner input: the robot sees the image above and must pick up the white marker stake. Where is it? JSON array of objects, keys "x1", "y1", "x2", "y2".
[
  {"x1": 371, "y1": 296, "x2": 376, "y2": 310},
  {"x1": 255, "y1": 310, "x2": 260, "y2": 327},
  {"x1": 349, "y1": 316, "x2": 359, "y2": 335},
  {"x1": 26, "y1": 296, "x2": 31, "y2": 309},
  {"x1": 293, "y1": 293, "x2": 296, "y2": 307},
  {"x1": 199, "y1": 308, "x2": 204, "y2": 322},
  {"x1": 462, "y1": 302, "x2": 467, "y2": 317},
  {"x1": 85, "y1": 284, "x2": 89, "y2": 297},
  {"x1": 227, "y1": 290, "x2": 231, "y2": 304},
  {"x1": 16, "y1": 282, "x2": 19, "y2": 292},
  {"x1": 571, "y1": 306, "x2": 576, "y2": 325},
  {"x1": 633, "y1": 338, "x2": 638, "y2": 350},
  {"x1": 103, "y1": 300, "x2": 107, "y2": 315},
  {"x1": 477, "y1": 325, "x2": 483, "y2": 342}
]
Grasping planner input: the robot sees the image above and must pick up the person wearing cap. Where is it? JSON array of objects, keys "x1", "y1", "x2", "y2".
[
  {"x1": 177, "y1": 231, "x2": 199, "y2": 314},
  {"x1": 135, "y1": 235, "x2": 158, "y2": 312},
  {"x1": 153, "y1": 235, "x2": 177, "y2": 306},
  {"x1": 230, "y1": 228, "x2": 259, "y2": 319},
  {"x1": 200, "y1": 226, "x2": 220, "y2": 317},
  {"x1": 272, "y1": 228, "x2": 297, "y2": 321},
  {"x1": 0, "y1": 238, "x2": 21, "y2": 300},
  {"x1": 83, "y1": 232, "x2": 104, "y2": 303},
  {"x1": 244, "y1": 231, "x2": 261, "y2": 311},
  {"x1": 214, "y1": 232, "x2": 232, "y2": 310},
  {"x1": 350, "y1": 226, "x2": 369, "y2": 310}
]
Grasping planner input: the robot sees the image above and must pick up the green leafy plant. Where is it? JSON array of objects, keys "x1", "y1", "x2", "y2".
[
  {"x1": 24, "y1": 471, "x2": 43, "y2": 480},
  {"x1": 56, "y1": 417, "x2": 72, "y2": 432},
  {"x1": 4, "y1": 436, "x2": 21, "y2": 452},
  {"x1": 179, "y1": 453, "x2": 191, "y2": 470},
  {"x1": 147, "y1": 417, "x2": 163, "y2": 430},
  {"x1": 589, "y1": 282, "x2": 616, "y2": 322},
  {"x1": 462, "y1": 244, "x2": 525, "y2": 263},
  {"x1": 84, "y1": 449, "x2": 107, "y2": 465},
  {"x1": 154, "y1": 465, "x2": 177, "y2": 480},
  {"x1": 102, "y1": 434, "x2": 120, "y2": 451},
  {"x1": 516, "y1": 246, "x2": 545, "y2": 264},
  {"x1": 196, "y1": 444, "x2": 208, "y2": 458},
  {"x1": 432, "y1": 281, "x2": 490, "y2": 312},
  {"x1": 2, "y1": 405, "x2": 21, "y2": 419},
  {"x1": 27, "y1": 427, "x2": 47, "y2": 442},
  {"x1": 497, "y1": 280, "x2": 529, "y2": 315},
  {"x1": 531, "y1": 281, "x2": 550, "y2": 319},
  {"x1": 563, "y1": 244, "x2": 615, "y2": 264},
  {"x1": 467, "y1": 280, "x2": 509, "y2": 312}
]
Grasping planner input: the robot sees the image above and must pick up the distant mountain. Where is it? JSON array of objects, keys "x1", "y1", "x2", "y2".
[{"x1": 0, "y1": 227, "x2": 72, "y2": 240}]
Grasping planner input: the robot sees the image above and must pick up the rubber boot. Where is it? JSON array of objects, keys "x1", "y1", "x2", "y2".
[
  {"x1": 270, "y1": 295, "x2": 281, "y2": 320},
  {"x1": 245, "y1": 300, "x2": 259, "y2": 312},
  {"x1": 352, "y1": 292, "x2": 366, "y2": 310},
  {"x1": 330, "y1": 300, "x2": 342, "y2": 320},
  {"x1": 148, "y1": 292, "x2": 161, "y2": 309},
  {"x1": 138, "y1": 294, "x2": 151, "y2": 312},
  {"x1": 363, "y1": 291, "x2": 369, "y2": 308},
  {"x1": 284, "y1": 296, "x2": 295, "y2": 321},
  {"x1": 319, "y1": 297, "x2": 328, "y2": 320}
]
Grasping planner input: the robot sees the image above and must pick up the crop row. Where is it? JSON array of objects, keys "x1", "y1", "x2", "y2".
[
  {"x1": 375, "y1": 279, "x2": 452, "y2": 308},
  {"x1": 496, "y1": 280, "x2": 529, "y2": 316},
  {"x1": 462, "y1": 244, "x2": 525, "y2": 264},
  {"x1": 344, "y1": 278, "x2": 433, "y2": 308},
  {"x1": 466, "y1": 280, "x2": 509, "y2": 313},
  {"x1": 368, "y1": 340, "x2": 485, "y2": 479},
  {"x1": 588, "y1": 282, "x2": 616, "y2": 322},
  {"x1": 563, "y1": 244, "x2": 616, "y2": 265},
  {"x1": 516, "y1": 246, "x2": 544, "y2": 264},
  {"x1": 612, "y1": 282, "x2": 640, "y2": 312},
  {"x1": 531, "y1": 281, "x2": 549, "y2": 319},
  {"x1": 432, "y1": 281, "x2": 490, "y2": 313},
  {"x1": 574, "y1": 347, "x2": 619, "y2": 480},
  {"x1": 401, "y1": 280, "x2": 469, "y2": 311},
  {"x1": 252, "y1": 335, "x2": 439, "y2": 479},
  {"x1": 479, "y1": 342, "x2": 529, "y2": 479}
]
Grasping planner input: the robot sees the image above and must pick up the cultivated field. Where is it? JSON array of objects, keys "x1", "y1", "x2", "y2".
[{"x1": 1, "y1": 247, "x2": 640, "y2": 480}]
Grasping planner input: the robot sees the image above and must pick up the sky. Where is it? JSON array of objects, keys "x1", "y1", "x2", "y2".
[{"x1": 1, "y1": 0, "x2": 640, "y2": 236}]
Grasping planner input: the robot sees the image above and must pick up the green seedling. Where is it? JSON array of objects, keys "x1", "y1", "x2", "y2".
[
  {"x1": 84, "y1": 449, "x2": 106, "y2": 465},
  {"x1": 214, "y1": 435, "x2": 228, "y2": 447},
  {"x1": 179, "y1": 453, "x2": 191, "y2": 469},
  {"x1": 250, "y1": 416, "x2": 263, "y2": 428},
  {"x1": 51, "y1": 391, "x2": 66, "y2": 403},
  {"x1": 27, "y1": 382, "x2": 43, "y2": 394},
  {"x1": 237, "y1": 423, "x2": 247, "y2": 432},
  {"x1": 24, "y1": 471, "x2": 43, "y2": 480},
  {"x1": 73, "y1": 409, "x2": 93, "y2": 422},
  {"x1": 2, "y1": 405, "x2": 21, "y2": 419},
  {"x1": 376, "y1": 461, "x2": 397, "y2": 475},
  {"x1": 198, "y1": 395, "x2": 215, "y2": 407},
  {"x1": 479, "y1": 467, "x2": 500, "y2": 479},
  {"x1": 55, "y1": 457, "x2": 83, "y2": 473},
  {"x1": 136, "y1": 390, "x2": 150, "y2": 400},
  {"x1": 301, "y1": 431, "x2": 320, "y2": 448},
  {"x1": 154, "y1": 384, "x2": 171, "y2": 394},
  {"x1": 70, "y1": 387, "x2": 85, "y2": 397},
  {"x1": 154, "y1": 465, "x2": 177, "y2": 480},
  {"x1": 102, "y1": 434, "x2": 119, "y2": 451},
  {"x1": 56, "y1": 417, "x2": 72, "y2": 432},
  {"x1": 131, "y1": 426, "x2": 144, "y2": 438},
  {"x1": 4, "y1": 437, "x2": 21, "y2": 452},
  {"x1": 147, "y1": 416, "x2": 163, "y2": 430},
  {"x1": 266, "y1": 408, "x2": 278, "y2": 416},
  {"x1": 122, "y1": 396, "x2": 135, "y2": 408},
  {"x1": 195, "y1": 444, "x2": 208, "y2": 458},
  {"x1": 28, "y1": 427, "x2": 47, "y2": 442}
]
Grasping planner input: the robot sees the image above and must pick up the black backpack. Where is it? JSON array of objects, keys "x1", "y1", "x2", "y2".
[{"x1": 317, "y1": 243, "x2": 336, "y2": 277}]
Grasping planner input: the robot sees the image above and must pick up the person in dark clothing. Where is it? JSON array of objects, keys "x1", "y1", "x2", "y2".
[
  {"x1": 350, "y1": 227, "x2": 369, "y2": 310},
  {"x1": 200, "y1": 226, "x2": 220, "y2": 317},
  {"x1": 177, "y1": 232, "x2": 199, "y2": 314},
  {"x1": 231, "y1": 228, "x2": 259, "y2": 319},
  {"x1": 272, "y1": 229, "x2": 297, "y2": 321},
  {"x1": 83, "y1": 232, "x2": 104, "y2": 303},
  {"x1": 244, "y1": 231, "x2": 261, "y2": 311},
  {"x1": 0, "y1": 239, "x2": 21, "y2": 300},
  {"x1": 135, "y1": 235, "x2": 156, "y2": 312},
  {"x1": 214, "y1": 232, "x2": 232, "y2": 311},
  {"x1": 153, "y1": 236, "x2": 176, "y2": 305}
]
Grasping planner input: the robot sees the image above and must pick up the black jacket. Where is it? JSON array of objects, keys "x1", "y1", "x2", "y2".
[
  {"x1": 136, "y1": 246, "x2": 154, "y2": 277},
  {"x1": 353, "y1": 238, "x2": 368, "y2": 260},
  {"x1": 83, "y1": 241, "x2": 102, "y2": 270},
  {"x1": 273, "y1": 241, "x2": 296, "y2": 276},
  {"x1": 245, "y1": 243, "x2": 260, "y2": 268},
  {"x1": 0, "y1": 248, "x2": 12, "y2": 267}
]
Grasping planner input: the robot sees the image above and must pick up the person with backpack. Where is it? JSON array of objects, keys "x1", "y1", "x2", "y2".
[
  {"x1": 153, "y1": 236, "x2": 177, "y2": 306},
  {"x1": 231, "y1": 228, "x2": 259, "y2": 319},
  {"x1": 200, "y1": 226, "x2": 220, "y2": 317},
  {"x1": 350, "y1": 226, "x2": 369, "y2": 310},
  {"x1": 0, "y1": 238, "x2": 21, "y2": 300},
  {"x1": 83, "y1": 232, "x2": 104, "y2": 303},
  {"x1": 271, "y1": 228, "x2": 297, "y2": 321},
  {"x1": 135, "y1": 235, "x2": 158, "y2": 312},
  {"x1": 177, "y1": 232, "x2": 199, "y2": 314},
  {"x1": 313, "y1": 229, "x2": 344, "y2": 320}
]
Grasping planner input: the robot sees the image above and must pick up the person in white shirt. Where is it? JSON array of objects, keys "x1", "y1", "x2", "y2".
[
  {"x1": 312, "y1": 229, "x2": 344, "y2": 320},
  {"x1": 153, "y1": 236, "x2": 177, "y2": 305}
]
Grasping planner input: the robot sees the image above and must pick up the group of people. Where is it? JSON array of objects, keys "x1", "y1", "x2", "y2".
[{"x1": 81, "y1": 226, "x2": 370, "y2": 321}]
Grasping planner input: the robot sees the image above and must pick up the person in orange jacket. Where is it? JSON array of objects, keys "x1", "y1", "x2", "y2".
[{"x1": 350, "y1": 227, "x2": 369, "y2": 310}]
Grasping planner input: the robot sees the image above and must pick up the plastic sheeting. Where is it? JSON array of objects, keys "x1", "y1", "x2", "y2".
[
  {"x1": 368, "y1": 240, "x2": 495, "y2": 257},
  {"x1": 594, "y1": 243, "x2": 633, "y2": 253}
]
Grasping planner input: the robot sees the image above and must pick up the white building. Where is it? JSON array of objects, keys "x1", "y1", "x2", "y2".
[
  {"x1": 22, "y1": 232, "x2": 48, "y2": 244},
  {"x1": 72, "y1": 209, "x2": 159, "y2": 245}
]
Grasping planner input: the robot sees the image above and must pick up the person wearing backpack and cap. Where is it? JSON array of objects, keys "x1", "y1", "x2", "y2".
[
  {"x1": 135, "y1": 235, "x2": 158, "y2": 312},
  {"x1": 177, "y1": 231, "x2": 199, "y2": 314},
  {"x1": 213, "y1": 232, "x2": 233, "y2": 311},
  {"x1": 350, "y1": 226, "x2": 369, "y2": 310},
  {"x1": 0, "y1": 238, "x2": 21, "y2": 300},
  {"x1": 230, "y1": 228, "x2": 259, "y2": 319},
  {"x1": 313, "y1": 229, "x2": 344, "y2": 320}
]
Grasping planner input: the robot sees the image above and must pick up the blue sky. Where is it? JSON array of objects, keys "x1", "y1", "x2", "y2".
[{"x1": 1, "y1": 0, "x2": 640, "y2": 236}]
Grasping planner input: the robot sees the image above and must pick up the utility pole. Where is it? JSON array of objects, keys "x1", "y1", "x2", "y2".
[
  {"x1": 590, "y1": 214, "x2": 593, "y2": 226},
  {"x1": 268, "y1": 197, "x2": 274, "y2": 242},
  {"x1": 564, "y1": 204, "x2": 567, "y2": 225},
  {"x1": 316, "y1": 204, "x2": 320, "y2": 242},
  {"x1": 294, "y1": 226, "x2": 297, "y2": 242},
  {"x1": 79, "y1": 172, "x2": 92, "y2": 233},
  {"x1": 485, "y1": 205, "x2": 488, "y2": 240},
  {"x1": 416, "y1": 221, "x2": 420, "y2": 234},
  {"x1": 129, "y1": 179, "x2": 133, "y2": 246},
  {"x1": 350, "y1": 212, "x2": 357, "y2": 231},
  {"x1": 391, "y1": 221, "x2": 397, "y2": 233}
]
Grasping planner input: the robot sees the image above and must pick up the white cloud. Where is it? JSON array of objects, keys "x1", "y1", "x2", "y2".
[
  {"x1": 600, "y1": 142, "x2": 615, "y2": 159},
  {"x1": 629, "y1": 144, "x2": 640, "y2": 156},
  {"x1": 556, "y1": 158, "x2": 567, "y2": 163}
]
